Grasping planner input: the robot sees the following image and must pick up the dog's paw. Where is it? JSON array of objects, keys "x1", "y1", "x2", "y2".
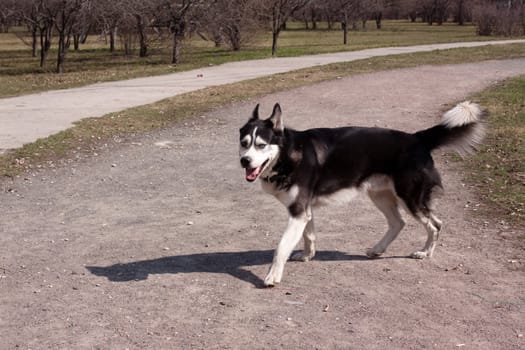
[
  {"x1": 290, "y1": 250, "x2": 315, "y2": 262},
  {"x1": 263, "y1": 274, "x2": 279, "y2": 287},
  {"x1": 264, "y1": 266, "x2": 282, "y2": 287},
  {"x1": 411, "y1": 250, "x2": 430, "y2": 259},
  {"x1": 366, "y1": 248, "x2": 384, "y2": 258}
]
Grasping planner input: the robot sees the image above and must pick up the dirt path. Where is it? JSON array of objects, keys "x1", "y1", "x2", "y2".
[{"x1": 1, "y1": 60, "x2": 524, "y2": 349}]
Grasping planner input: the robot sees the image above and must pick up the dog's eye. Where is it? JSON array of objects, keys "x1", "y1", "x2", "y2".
[
  {"x1": 240, "y1": 141, "x2": 249, "y2": 148},
  {"x1": 256, "y1": 143, "x2": 267, "y2": 149}
]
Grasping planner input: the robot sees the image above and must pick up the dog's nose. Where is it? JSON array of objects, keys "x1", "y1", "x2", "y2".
[{"x1": 240, "y1": 156, "x2": 251, "y2": 168}]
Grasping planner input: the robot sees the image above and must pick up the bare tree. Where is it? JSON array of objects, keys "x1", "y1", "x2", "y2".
[
  {"x1": 399, "y1": 0, "x2": 422, "y2": 21},
  {"x1": 117, "y1": 13, "x2": 138, "y2": 55},
  {"x1": 329, "y1": 0, "x2": 365, "y2": 44},
  {"x1": 322, "y1": 1, "x2": 338, "y2": 29},
  {"x1": 72, "y1": 1, "x2": 93, "y2": 50},
  {"x1": 155, "y1": 0, "x2": 198, "y2": 65},
  {"x1": 335, "y1": 0, "x2": 355, "y2": 44},
  {"x1": 127, "y1": 0, "x2": 154, "y2": 57},
  {"x1": 420, "y1": 0, "x2": 451, "y2": 25},
  {"x1": 259, "y1": 0, "x2": 312, "y2": 56},
  {"x1": 31, "y1": 0, "x2": 56, "y2": 67},
  {"x1": 202, "y1": 0, "x2": 262, "y2": 51},
  {"x1": 92, "y1": 0, "x2": 125, "y2": 52},
  {"x1": 53, "y1": 0, "x2": 87, "y2": 73},
  {"x1": 298, "y1": 1, "x2": 322, "y2": 29},
  {"x1": 91, "y1": 0, "x2": 156, "y2": 57},
  {"x1": 16, "y1": 0, "x2": 76, "y2": 71},
  {"x1": 14, "y1": 0, "x2": 38, "y2": 57},
  {"x1": 0, "y1": 0, "x2": 17, "y2": 33},
  {"x1": 453, "y1": 0, "x2": 471, "y2": 24},
  {"x1": 367, "y1": 0, "x2": 392, "y2": 29}
]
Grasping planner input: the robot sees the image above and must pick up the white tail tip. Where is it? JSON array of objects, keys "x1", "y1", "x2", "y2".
[{"x1": 442, "y1": 101, "x2": 484, "y2": 128}]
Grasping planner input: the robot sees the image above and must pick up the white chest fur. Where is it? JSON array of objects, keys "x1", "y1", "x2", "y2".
[{"x1": 261, "y1": 181, "x2": 299, "y2": 207}]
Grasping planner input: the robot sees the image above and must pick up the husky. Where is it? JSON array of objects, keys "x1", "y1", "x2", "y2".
[{"x1": 239, "y1": 102, "x2": 485, "y2": 286}]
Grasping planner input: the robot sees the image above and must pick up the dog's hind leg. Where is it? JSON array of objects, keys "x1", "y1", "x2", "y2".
[
  {"x1": 411, "y1": 212, "x2": 442, "y2": 259},
  {"x1": 366, "y1": 190, "x2": 405, "y2": 258},
  {"x1": 290, "y1": 214, "x2": 316, "y2": 262},
  {"x1": 264, "y1": 212, "x2": 310, "y2": 286}
]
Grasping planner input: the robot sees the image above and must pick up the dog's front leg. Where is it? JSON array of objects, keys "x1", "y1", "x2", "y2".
[{"x1": 264, "y1": 212, "x2": 310, "y2": 287}]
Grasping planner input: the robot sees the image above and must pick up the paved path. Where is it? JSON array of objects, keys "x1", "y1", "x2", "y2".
[{"x1": 1, "y1": 39, "x2": 524, "y2": 151}]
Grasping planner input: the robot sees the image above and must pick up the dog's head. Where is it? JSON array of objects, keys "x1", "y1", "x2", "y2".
[{"x1": 239, "y1": 103, "x2": 283, "y2": 182}]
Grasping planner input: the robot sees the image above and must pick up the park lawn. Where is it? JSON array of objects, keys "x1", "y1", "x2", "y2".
[
  {"x1": 465, "y1": 77, "x2": 525, "y2": 228},
  {"x1": 0, "y1": 20, "x2": 522, "y2": 98}
]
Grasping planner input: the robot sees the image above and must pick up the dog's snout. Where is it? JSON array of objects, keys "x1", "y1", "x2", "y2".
[{"x1": 240, "y1": 156, "x2": 251, "y2": 168}]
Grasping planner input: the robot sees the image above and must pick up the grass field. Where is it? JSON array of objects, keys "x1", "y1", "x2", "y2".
[
  {"x1": 0, "y1": 20, "x2": 521, "y2": 98},
  {"x1": 466, "y1": 77, "x2": 525, "y2": 227}
]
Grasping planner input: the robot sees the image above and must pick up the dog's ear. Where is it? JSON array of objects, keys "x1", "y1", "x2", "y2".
[
  {"x1": 250, "y1": 104, "x2": 260, "y2": 121},
  {"x1": 267, "y1": 103, "x2": 283, "y2": 131}
]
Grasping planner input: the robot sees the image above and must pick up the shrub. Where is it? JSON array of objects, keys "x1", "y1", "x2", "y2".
[{"x1": 473, "y1": 2, "x2": 525, "y2": 36}]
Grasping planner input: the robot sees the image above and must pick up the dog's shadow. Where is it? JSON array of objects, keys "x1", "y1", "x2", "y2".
[{"x1": 86, "y1": 250, "x2": 373, "y2": 287}]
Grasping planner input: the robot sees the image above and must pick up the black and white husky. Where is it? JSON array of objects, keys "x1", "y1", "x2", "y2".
[{"x1": 239, "y1": 102, "x2": 485, "y2": 286}]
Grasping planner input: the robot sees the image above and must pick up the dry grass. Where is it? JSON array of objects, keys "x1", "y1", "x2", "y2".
[{"x1": 462, "y1": 77, "x2": 525, "y2": 227}]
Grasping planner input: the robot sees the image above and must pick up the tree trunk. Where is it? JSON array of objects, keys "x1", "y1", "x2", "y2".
[
  {"x1": 375, "y1": 12, "x2": 382, "y2": 29},
  {"x1": 73, "y1": 34, "x2": 80, "y2": 50},
  {"x1": 521, "y1": 7, "x2": 525, "y2": 34},
  {"x1": 271, "y1": 30, "x2": 279, "y2": 56},
  {"x1": 0, "y1": 21, "x2": 9, "y2": 33},
  {"x1": 80, "y1": 31, "x2": 88, "y2": 44},
  {"x1": 212, "y1": 31, "x2": 222, "y2": 47},
  {"x1": 342, "y1": 21, "x2": 348, "y2": 45},
  {"x1": 110, "y1": 26, "x2": 116, "y2": 52},
  {"x1": 135, "y1": 14, "x2": 147, "y2": 57},
  {"x1": 40, "y1": 31, "x2": 46, "y2": 67},
  {"x1": 56, "y1": 32, "x2": 66, "y2": 73},
  {"x1": 31, "y1": 28, "x2": 37, "y2": 57},
  {"x1": 56, "y1": 31, "x2": 72, "y2": 74},
  {"x1": 39, "y1": 26, "x2": 52, "y2": 68},
  {"x1": 342, "y1": 10, "x2": 349, "y2": 44},
  {"x1": 456, "y1": 0, "x2": 465, "y2": 25},
  {"x1": 230, "y1": 26, "x2": 241, "y2": 51},
  {"x1": 123, "y1": 32, "x2": 133, "y2": 55},
  {"x1": 172, "y1": 33, "x2": 182, "y2": 64}
]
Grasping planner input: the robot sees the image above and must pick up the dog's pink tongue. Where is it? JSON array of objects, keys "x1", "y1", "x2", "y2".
[{"x1": 245, "y1": 167, "x2": 260, "y2": 181}]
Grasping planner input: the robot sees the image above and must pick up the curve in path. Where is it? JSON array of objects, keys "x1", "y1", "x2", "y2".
[{"x1": 0, "y1": 39, "x2": 524, "y2": 150}]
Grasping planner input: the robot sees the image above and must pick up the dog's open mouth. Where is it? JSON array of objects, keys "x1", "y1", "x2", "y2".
[{"x1": 245, "y1": 160, "x2": 269, "y2": 182}]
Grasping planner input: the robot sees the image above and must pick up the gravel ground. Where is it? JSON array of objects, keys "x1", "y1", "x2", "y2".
[{"x1": 1, "y1": 59, "x2": 524, "y2": 349}]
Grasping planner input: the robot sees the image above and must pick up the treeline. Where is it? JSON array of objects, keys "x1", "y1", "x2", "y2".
[{"x1": 0, "y1": 0, "x2": 523, "y2": 74}]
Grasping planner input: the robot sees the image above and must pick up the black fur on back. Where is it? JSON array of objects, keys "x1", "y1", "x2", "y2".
[{"x1": 262, "y1": 126, "x2": 443, "y2": 217}]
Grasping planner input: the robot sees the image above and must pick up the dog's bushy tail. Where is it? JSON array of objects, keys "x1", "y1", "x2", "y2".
[{"x1": 415, "y1": 101, "x2": 486, "y2": 157}]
